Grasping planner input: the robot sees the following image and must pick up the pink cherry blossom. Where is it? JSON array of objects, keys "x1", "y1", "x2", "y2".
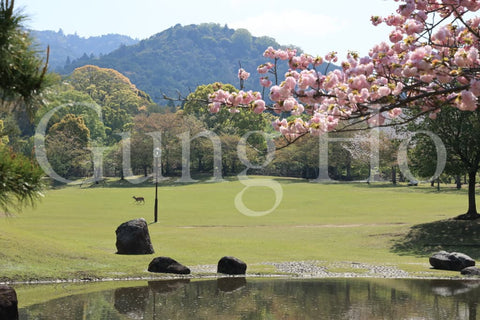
[
  {"x1": 397, "y1": 0, "x2": 415, "y2": 17},
  {"x1": 470, "y1": 79, "x2": 480, "y2": 96},
  {"x1": 253, "y1": 99, "x2": 266, "y2": 114},
  {"x1": 257, "y1": 63, "x2": 274, "y2": 74},
  {"x1": 238, "y1": 68, "x2": 250, "y2": 80},
  {"x1": 371, "y1": 16, "x2": 383, "y2": 26},
  {"x1": 283, "y1": 97, "x2": 296, "y2": 112},
  {"x1": 388, "y1": 108, "x2": 402, "y2": 118},
  {"x1": 209, "y1": 102, "x2": 221, "y2": 113},
  {"x1": 378, "y1": 86, "x2": 391, "y2": 97},
  {"x1": 270, "y1": 85, "x2": 291, "y2": 102},
  {"x1": 404, "y1": 19, "x2": 424, "y2": 35},
  {"x1": 283, "y1": 76, "x2": 297, "y2": 91},
  {"x1": 325, "y1": 51, "x2": 338, "y2": 63},
  {"x1": 389, "y1": 30, "x2": 404, "y2": 43},
  {"x1": 457, "y1": 90, "x2": 478, "y2": 111},
  {"x1": 260, "y1": 77, "x2": 272, "y2": 87}
]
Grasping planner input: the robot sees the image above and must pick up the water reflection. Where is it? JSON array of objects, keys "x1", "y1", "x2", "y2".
[{"x1": 18, "y1": 278, "x2": 480, "y2": 319}]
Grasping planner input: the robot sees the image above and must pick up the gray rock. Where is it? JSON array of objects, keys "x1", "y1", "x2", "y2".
[
  {"x1": 115, "y1": 218, "x2": 154, "y2": 254},
  {"x1": 429, "y1": 251, "x2": 475, "y2": 271},
  {"x1": 461, "y1": 266, "x2": 480, "y2": 276},
  {"x1": 0, "y1": 285, "x2": 18, "y2": 320},
  {"x1": 217, "y1": 256, "x2": 247, "y2": 275},
  {"x1": 148, "y1": 257, "x2": 191, "y2": 274}
]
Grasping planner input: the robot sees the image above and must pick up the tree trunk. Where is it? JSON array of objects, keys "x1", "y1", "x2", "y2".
[
  {"x1": 391, "y1": 166, "x2": 396, "y2": 185},
  {"x1": 455, "y1": 170, "x2": 480, "y2": 220},
  {"x1": 456, "y1": 175, "x2": 462, "y2": 189}
]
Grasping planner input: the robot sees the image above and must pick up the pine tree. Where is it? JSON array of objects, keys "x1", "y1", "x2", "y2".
[{"x1": 0, "y1": 0, "x2": 48, "y2": 213}]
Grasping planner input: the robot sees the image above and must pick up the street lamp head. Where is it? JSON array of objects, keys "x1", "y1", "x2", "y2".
[{"x1": 153, "y1": 147, "x2": 161, "y2": 158}]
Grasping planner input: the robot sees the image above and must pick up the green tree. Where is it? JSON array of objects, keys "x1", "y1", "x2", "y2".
[
  {"x1": 0, "y1": 146, "x2": 44, "y2": 213},
  {"x1": 0, "y1": 0, "x2": 48, "y2": 110},
  {"x1": 66, "y1": 65, "x2": 156, "y2": 138},
  {"x1": 36, "y1": 83, "x2": 107, "y2": 143},
  {"x1": 129, "y1": 112, "x2": 207, "y2": 177},
  {"x1": 408, "y1": 106, "x2": 480, "y2": 219},
  {"x1": 46, "y1": 114, "x2": 91, "y2": 178},
  {"x1": 0, "y1": 0, "x2": 48, "y2": 213}
]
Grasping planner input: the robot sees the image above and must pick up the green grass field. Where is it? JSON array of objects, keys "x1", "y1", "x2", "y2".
[{"x1": 1, "y1": 176, "x2": 479, "y2": 284}]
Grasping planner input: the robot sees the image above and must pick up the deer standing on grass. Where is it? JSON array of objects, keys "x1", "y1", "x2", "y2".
[{"x1": 132, "y1": 196, "x2": 145, "y2": 204}]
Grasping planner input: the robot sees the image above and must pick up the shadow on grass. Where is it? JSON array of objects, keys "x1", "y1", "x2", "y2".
[
  {"x1": 60, "y1": 175, "x2": 313, "y2": 189},
  {"x1": 392, "y1": 218, "x2": 480, "y2": 260},
  {"x1": 72, "y1": 175, "x2": 230, "y2": 189}
]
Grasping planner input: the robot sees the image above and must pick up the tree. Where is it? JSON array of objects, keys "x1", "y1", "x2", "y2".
[
  {"x1": 35, "y1": 84, "x2": 107, "y2": 143},
  {"x1": 46, "y1": 114, "x2": 92, "y2": 178},
  {"x1": 408, "y1": 106, "x2": 480, "y2": 219},
  {"x1": 206, "y1": 1, "x2": 480, "y2": 219},
  {"x1": 0, "y1": 0, "x2": 49, "y2": 112},
  {"x1": 129, "y1": 112, "x2": 208, "y2": 177},
  {"x1": 66, "y1": 65, "x2": 156, "y2": 137},
  {"x1": 0, "y1": 146, "x2": 44, "y2": 214},
  {"x1": 0, "y1": 0, "x2": 48, "y2": 213}
]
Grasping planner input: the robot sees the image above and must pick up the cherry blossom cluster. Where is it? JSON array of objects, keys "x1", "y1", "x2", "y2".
[
  {"x1": 208, "y1": 87, "x2": 266, "y2": 114},
  {"x1": 208, "y1": 0, "x2": 480, "y2": 138}
]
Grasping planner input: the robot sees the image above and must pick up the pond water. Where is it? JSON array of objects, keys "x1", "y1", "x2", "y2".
[{"x1": 18, "y1": 277, "x2": 480, "y2": 319}]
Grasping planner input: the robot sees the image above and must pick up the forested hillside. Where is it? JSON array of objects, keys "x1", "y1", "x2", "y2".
[
  {"x1": 31, "y1": 29, "x2": 138, "y2": 72},
  {"x1": 63, "y1": 23, "x2": 299, "y2": 103}
]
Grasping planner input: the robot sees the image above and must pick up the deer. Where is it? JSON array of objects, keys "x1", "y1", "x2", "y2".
[{"x1": 132, "y1": 196, "x2": 145, "y2": 204}]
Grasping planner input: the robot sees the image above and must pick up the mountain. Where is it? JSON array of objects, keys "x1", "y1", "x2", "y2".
[
  {"x1": 31, "y1": 29, "x2": 139, "y2": 72},
  {"x1": 61, "y1": 23, "x2": 301, "y2": 104}
]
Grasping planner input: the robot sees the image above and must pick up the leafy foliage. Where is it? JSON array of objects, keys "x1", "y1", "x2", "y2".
[
  {"x1": 0, "y1": 145, "x2": 45, "y2": 214},
  {"x1": 45, "y1": 113, "x2": 92, "y2": 178},
  {"x1": 0, "y1": 0, "x2": 48, "y2": 108},
  {"x1": 66, "y1": 65, "x2": 155, "y2": 138}
]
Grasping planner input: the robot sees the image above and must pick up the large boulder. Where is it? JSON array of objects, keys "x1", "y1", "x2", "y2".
[
  {"x1": 429, "y1": 251, "x2": 475, "y2": 271},
  {"x1": 115, "y1": 218, "x2": 154, "y2": 254},
  {"x1": 148, "y1": 257, "x2": 191, "y2": 274},
  {"x1": 217, "y1": 256, "x2": 247, "y2": 275},
  {"x1": 0, "y1": 285, "x2": 18, "y2": 320}
]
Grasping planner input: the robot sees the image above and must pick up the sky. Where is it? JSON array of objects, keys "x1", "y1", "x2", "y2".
[{"x1": 16, "y1": 0, "x2": 401, "y2": 59}]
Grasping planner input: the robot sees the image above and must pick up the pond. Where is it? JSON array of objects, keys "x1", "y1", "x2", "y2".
[{"x1": 17, "y1": 277, "x2": 480, "y2": 319}]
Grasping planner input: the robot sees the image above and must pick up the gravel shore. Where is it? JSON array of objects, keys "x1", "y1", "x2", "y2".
[{"x1": 190, "y1": 260, "x2": 414, "y2": 278}]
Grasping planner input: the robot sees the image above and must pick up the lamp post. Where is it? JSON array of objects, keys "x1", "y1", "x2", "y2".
[{"x1": 153, "y1": 147, "x2": 161, "y2": 223}]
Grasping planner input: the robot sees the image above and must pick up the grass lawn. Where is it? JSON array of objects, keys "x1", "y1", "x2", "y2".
[{"x1": 1, "y1": 176, "x2": 478, "y2": 285}]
